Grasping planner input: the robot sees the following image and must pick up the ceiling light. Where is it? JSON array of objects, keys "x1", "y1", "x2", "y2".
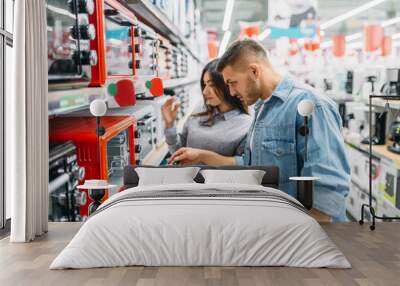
[
  {"x1": 320, "y1": 40, "x2": 333, "y2": 49},
  {"x1": 218, "y1": 30, "x2": 232, "y2": 57},
  {"x1": 222, "y1": 0, "x2": 235, "y2": 31},
  {"x1": 258, "y1": 29, "x2": 271, "y2": 41},
  {"x1": 324, "y1": 33, "x2": 400, "y2": 50},
  {"x1": 392, "y1": 33, "x2": 400, "y2": 40},
  {"x1": 320, "y1": 17, "x2": 398, "y2": 50},
  {"x1": 347, "y1": 41, "x2": 363, "y2": 49},
  {"x1": 382, "y1": 17, "x2": 400, "y2": 27},
  {"x1": 393, "y1": 41, "x2": 400, "y2": 47},
  {"x1": 345, "y1": 32, "x2": 362, "y2": 42},
  {"x1": 320, "y1": 0, "x2": 386, "y2": 30}
]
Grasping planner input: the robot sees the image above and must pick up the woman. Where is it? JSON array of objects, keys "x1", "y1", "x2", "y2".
[{"x1": 162, "y1": 59, "x2": 252, "y2": 161}]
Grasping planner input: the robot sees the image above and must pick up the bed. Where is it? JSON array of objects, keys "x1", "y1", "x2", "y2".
[{"x1": 50, "y1": 165, "x2": 351, "y2": 269}]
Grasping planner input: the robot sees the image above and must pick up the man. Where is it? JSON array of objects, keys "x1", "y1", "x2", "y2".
[{"x1": 169, "y1": 39, "x2": 350, "y2": 222}]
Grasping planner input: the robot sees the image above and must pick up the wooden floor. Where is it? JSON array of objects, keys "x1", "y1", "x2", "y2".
[{"x1": 1, "y1": 222, "x2": 400, "y2": 286}]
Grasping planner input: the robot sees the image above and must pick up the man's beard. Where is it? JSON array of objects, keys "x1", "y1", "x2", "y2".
[{"x1": 242, "y1": 77, "x2": 261, "y2": 106}]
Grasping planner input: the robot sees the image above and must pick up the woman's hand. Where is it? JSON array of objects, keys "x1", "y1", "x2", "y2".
[
  {"x1": 161, "y1": 96, "x2": 180, "y2": 129},
  {"x1": 168, "y1": 147, "x2": 203, "y2": 165}
]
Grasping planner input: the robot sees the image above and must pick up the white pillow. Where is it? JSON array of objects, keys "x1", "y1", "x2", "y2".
[
  {"x1": 135, "y1": 167, "x2": 200, "y2": 186},
  {"x1": 200, "y1": 169, "x2": 266, "y2": 185}
]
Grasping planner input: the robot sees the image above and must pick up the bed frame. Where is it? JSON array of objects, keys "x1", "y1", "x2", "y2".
[{"x1": 123, "y1": 165, "x2": 280, "y2": 189}]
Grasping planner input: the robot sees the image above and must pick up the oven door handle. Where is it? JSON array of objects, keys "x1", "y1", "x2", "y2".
[{"x1": 49, "y1": 173, "x2": 71, "y2": 194}]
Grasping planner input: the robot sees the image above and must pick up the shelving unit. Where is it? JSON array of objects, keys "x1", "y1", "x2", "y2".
[
  {"x1": 143, "y1": 142, "x2": 169, "y2": 165},
  {"x1": 123, "y1": 0, "x2": 203, "y2": 64},
  {"x1": 48, "y1": 87, "x2": 106, "y2": 117},
  {"x1": 142, "y1": 94, "x2": 202, "y2": 165},
  {"x1": 164, "y1": 77, "x2": 198, "y2": 89},
  {"x1": 371, "y1": 98, "x2": 400, "y2": 110},
  {"x1": 344, "y1": 135, "x2": 400, "y2": 169},
  {"x1": 46, "y1": 0, "x2": 206, "y2": 221},
  {"x1": 359, "y1": 94, "x2": 400, "y2": 230}
]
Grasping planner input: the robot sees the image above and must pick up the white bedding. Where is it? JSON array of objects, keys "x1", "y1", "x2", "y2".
[{"x1": 50, "y1": 183, "x2": 351, "y2": 269}]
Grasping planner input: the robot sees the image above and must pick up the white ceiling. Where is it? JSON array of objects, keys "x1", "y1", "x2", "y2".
[{"x1": 195, "y1": 0, "x2": 400, "y2": 44}]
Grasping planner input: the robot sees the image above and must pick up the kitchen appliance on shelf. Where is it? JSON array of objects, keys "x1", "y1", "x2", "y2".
[
  {"x1": 344, "y1": 70, "x2": 353, "y2": 95},
  {"x1": 65, "y1": 104, "x2": 155, "y2": 166},
  {"x1": 388, "y1": 119, "x2": 400, "y2": 154},
  {"x1": 345, "y1": 102, "x2": 365, "y2": 140},
  {"x1": 135, "y1": 97, "x2": 168, "y2": 148},
  {"x1": 157, "y1": 35, "x2": 173, "y2": 80},
  {"x1": 133, "y1": 20, "x2": 159, "y2": 98},
  {"x1": 174, "y1": 87, "x2": 190, "y2": 122},
  {"x1": 49, "y1": 115, "x2": 136, "y2": 219},
  {"x1": 49, "y1": 141, "x2": 85, "y2": 222},
  {"x1": 107, "y1": 130, "x2": 130, "y2": 179},
  {"x1": 171, "y1": 45, "x2": 189, "y2": 79},
  {"x1": 47, "y1": 0, "x2": 98, "y2": 90},
  {"x1": 352, "y1": 67, "x2": 386, "y2": 100},
  {"x1": 346, "y1": 102, "x2": 386, "y2": 145},
  {"x1": 103, "y1": 1, "x2": 135, "y2": 78},
  {"x1": 323, "y1": 78, "x2": 333, "y2": 92},
  {"x1": 88, "y1": 0, "x2": 138, "y2": 107},
  {"x1": 380, "y1": 68, "x2": 400, "y2": 96},
  {"x1": 135, "y1": 111, "x2": 158, "y2": 164},
  {"x1": 360, "y1": 110, "x2": 387, "y2": 145}
]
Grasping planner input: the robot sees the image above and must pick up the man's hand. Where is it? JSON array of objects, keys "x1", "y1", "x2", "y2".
[
  {"x1": 168, "y1": 147, "x2": 204, "y2": 165},
  {"x1": 161, "y1": 96, "x2": 180, "y2": 129}
]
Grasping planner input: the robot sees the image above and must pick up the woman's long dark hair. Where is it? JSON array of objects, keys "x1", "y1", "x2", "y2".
[{"x1": 193, "y1": 58, "x2": 248, "y2": 125}]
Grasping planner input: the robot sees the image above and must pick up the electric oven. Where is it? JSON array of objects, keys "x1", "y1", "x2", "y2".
[
  {"x1": 47, "y1": 0, "x2": 97, "y2": 89},
  {"x1": 49, "y1": 141, "x2": 85, "y2": 222},
  {"x1": 132, "y1": 21, "x2": 158, "y2": 98},
  {"x1": 135, "y1": 111, "x2": 157, "y2": 164},
  {"x1": 88, "y1": 0, "x2": 138, "y2": 107},
  {"x1": 135, "y1": 97, "x2": 168, "y2": 148},
  {"x1": 171, "y1": 45, "x2": 189, "y2": 79},
  {"x1": 103, "y1": 1, "x2": 135, "y2": 78},
  {"x1": 49, "y1": 115, "x2": 136, "y2": 219},
  {"x1": 157, "y1": 35, "x2": 173, "y2": 80}
]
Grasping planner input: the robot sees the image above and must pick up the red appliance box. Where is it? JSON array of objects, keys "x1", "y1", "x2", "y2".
[{"x1": 49, "y1": 116, "x2": 136, "y2": 218}]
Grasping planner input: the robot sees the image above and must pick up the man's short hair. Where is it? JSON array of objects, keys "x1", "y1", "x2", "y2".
[{"x1": 217, "y1": 39, "x2": 268, "y2": 72}]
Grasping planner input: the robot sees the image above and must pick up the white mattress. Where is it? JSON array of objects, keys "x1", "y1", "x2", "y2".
[{"x1": 50, "y1": 183, "x2": 351, "y2": 269}]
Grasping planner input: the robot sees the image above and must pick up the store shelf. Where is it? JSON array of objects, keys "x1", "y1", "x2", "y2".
[
  {"x1": 142, "y1": 94, "x2": 202, "y2": 165},
  {"x1": 48, "y1": 87, "x2": 105, "y2": 117},
  {"x1": 143, "y1": 142, "x2": 169, "y2": 165},
  {"x1": 164, "y1": 77, "x2": 198, "y2": 89},
  {"x1": 344, "y1": 133, "x2": 400, "y2": 168},
  {"x1": 371, "y1": 98, "x2": 400, "y2": 110},
  {"x1": 49, "y1": 103, "x2": 90, "y2": 117},
  {"x1": 324, "y1": 92, "x2": 400, "y2": 110},
  {"x1": 124, "y1": 0, "x2": 203, "y2": 64},
  {"x1": 325, "y1": 91, "x2": 354, "y2": 102},
  {"x1": 338, "y1": 96, "x2": 400, "y2": 110}
]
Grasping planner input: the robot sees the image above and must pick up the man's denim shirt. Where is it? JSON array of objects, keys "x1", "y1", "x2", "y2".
[{"x1": 235, "y1": 76, "x2": 351, "y2": 222}]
